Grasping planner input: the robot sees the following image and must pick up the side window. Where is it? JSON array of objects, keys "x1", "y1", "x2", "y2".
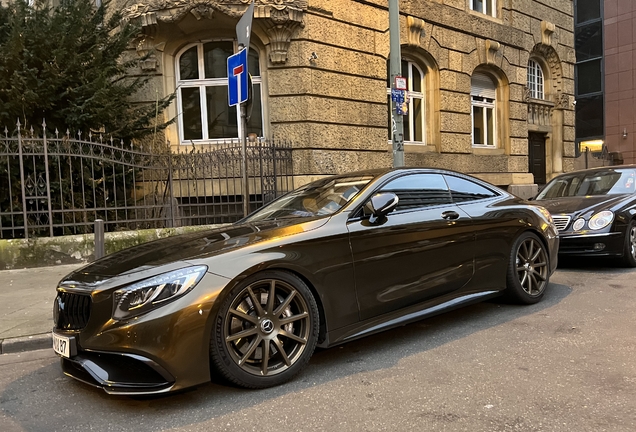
[
  {"x1": 380, "y1": 173, "x2": 452, "y2": 211},
  {"x1": 444, "y1": 175, "x2": 498, "y2": 203}
]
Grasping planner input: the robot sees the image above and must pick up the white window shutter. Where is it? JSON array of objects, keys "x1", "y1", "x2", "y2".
[{"x1": 471, "y1": 73, "x2": 496, "y2": 99}]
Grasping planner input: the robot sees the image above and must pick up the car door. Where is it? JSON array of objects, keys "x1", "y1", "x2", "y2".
[
  {"x1": 347, "y1": 173, "x2": 476, "y2": 321},
  {"x1": 443, "y1": 174, "x2": 517, "y2": 290}
]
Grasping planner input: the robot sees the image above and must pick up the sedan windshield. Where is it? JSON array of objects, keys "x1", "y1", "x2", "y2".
[
  {"x1": 244, "y1": 175, "x2": 374, "y2": 222},
  {"x1": 537, "y1": 169, "x2": 636, "y2": 199}
]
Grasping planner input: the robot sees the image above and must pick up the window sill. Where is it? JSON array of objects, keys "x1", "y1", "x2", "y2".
[
  {"x1": 472, "y1": 147, "x2": 505, "y2": 155},
  {"x1": 467, "y1": 9, "x2": 502, "y2": 24}
]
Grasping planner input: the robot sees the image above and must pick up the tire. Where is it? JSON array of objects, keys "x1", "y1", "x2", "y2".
[
  {"x1": 621, "y1": 220, "x2": 636, "y2": 267},
  {"x1": 505, "y1": 232, "x2": 550, "y2": 304},
  {"x1": 210, "y1": 270, "x2": 319, "y2": 389}
]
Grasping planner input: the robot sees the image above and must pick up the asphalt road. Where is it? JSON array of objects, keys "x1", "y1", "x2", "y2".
[{"x1": 1, "y1": 264, "x2": 634, "y2": 432}]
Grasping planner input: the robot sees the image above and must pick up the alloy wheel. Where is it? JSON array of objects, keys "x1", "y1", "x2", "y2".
[
  {"x1": 515, "y1": 237, "x2": 548, "y2": 296},
  {"x1": 223, "y1": 278, "x2": 311, "y2": 377},
  {"x1": 629, "y1": 225, "x2": 636, "y2": 261}
]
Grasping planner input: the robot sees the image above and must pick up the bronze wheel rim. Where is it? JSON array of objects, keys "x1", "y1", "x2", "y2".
[
  {"x1": 515, "y1": 237, "x2": 548, "y2": 296},
  {"x1": 224, "y1": 279, "x2": 311, "y2": 377}
]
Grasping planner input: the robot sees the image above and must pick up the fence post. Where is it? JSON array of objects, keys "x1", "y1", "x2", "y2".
[
  {"x1": 94, "y1": 219, "x2": 105, "y2": 260},
  {"x1": 17, "y1": 120, "x2": 29, "y2": 240},
  {"x1": 168, "y1": 153, "x2": 177, "y2": 228},
  {"x1": 42, "y1": 121, "x2": 54, "y2": 237}
]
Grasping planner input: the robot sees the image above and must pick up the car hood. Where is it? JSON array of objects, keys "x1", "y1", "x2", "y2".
[
  {"x1": 536, "y1": 194, "x2": 630, "y2": 216},
  {"x1": 62, "y1": 217, "x2": 329, "y2": 285}
]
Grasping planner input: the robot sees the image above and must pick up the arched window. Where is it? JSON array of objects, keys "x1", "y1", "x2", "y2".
[
  {"x1": 527, "y1": 59, "x2": 544, "y2": 99},
  {"x1": 471, "y1": 73, "x2": 497, "y2": 147},
  {"x1": 176, "y1": 41, "x2": 263, "y2": 144},
  {"x1": 387, "y1": 59, "x2": 426, "y2": 144}
]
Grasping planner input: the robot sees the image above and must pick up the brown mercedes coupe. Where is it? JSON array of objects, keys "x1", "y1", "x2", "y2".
[{"x1": 52, "y1": 168, "x2": 559, "y2": 394}]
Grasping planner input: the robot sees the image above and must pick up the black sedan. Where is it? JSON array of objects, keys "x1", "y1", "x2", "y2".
[
  {"x1": 534, "y1": 165, "x2": 636, "y2": 266},
  {"x1": 52, "y1": 168, "x2": 558, "y2": 395}
]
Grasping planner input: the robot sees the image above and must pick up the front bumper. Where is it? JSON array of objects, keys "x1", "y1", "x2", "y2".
[
  {"x1": 60, "y1": 348, "x2": 175, "y2": 395},
  {"x1": 53, "y1": 271, "x2": 230, "y2": 395},
  {"x1": 557, "y1": 231, "x2": 624, "y2": 257}
]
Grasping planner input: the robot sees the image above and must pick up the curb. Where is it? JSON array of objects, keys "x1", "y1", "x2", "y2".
[{"x1": 0, "y1": 333, "x2": 52, "y2": 355}]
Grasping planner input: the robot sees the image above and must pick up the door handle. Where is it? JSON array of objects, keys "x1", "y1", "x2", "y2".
[{"x1": 441, "y1": 211, "x2": 460, "y2": 220}]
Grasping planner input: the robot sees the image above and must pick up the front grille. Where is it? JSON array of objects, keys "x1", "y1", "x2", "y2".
[
  {"x1": 551, "y1": 215, "x2": 571, "y2": 231},
  {"x1": 54, "y1": 292, "x2": 92, "y2": 330}
]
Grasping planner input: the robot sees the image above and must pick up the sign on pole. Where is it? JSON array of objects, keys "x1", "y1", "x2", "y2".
[
  {"x1": 227, "y1": 48, "x2": 249, "y2": 106},
  {"x1": 237, "y1": 0, "x2": 255, "y2": 50}
]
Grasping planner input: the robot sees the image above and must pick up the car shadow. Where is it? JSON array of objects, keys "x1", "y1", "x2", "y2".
[{"x1": 0, "y1": 282, "x2": 572, "y2": 431}]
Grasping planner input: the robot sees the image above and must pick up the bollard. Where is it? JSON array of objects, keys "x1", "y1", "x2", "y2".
[{"x1": 94, "y1": 219, "x2": 105, "y2": 260}]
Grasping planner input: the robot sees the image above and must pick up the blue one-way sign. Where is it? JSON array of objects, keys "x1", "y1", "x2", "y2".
[{"x1": 227, "y1": 48, "x2": 249, "y2": 106}]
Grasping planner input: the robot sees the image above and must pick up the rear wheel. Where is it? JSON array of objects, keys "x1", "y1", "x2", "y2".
[
  {"x1": 210, "y1": 271, "x2": 319, "y2": 389},
  {"x1": 621, "y1": 220, "x2": 636, "y2": 267},
  {"x1": 505, "y1": 232, "x2": 550, "y2": 304}
]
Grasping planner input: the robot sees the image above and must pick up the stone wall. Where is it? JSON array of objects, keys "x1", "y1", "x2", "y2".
[
  {"x1": 0, "y1": 225, "x2": 225, "y2": 270},
  {"x1": 117, "y1": 0, "x2": 575, "y2": 188}
]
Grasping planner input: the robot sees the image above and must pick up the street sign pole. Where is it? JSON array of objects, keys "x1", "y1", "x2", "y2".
[
  {"x1": 240, "y1": 105, "x2": 249, "y2": 217},
  {"x1": 389, "y1": 0, "x2": 405, "y2": 168},
  {"x1": 237, "y1": 0, "x2": 254, "y2": 217}
]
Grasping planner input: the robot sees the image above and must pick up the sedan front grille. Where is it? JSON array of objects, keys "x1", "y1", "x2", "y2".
[
  {"x1": 551, "y1": 215, "x2": 571, "y2": 231},
  {"x1": 54, "y1": 292, "x2": 92, "y2": 330}
]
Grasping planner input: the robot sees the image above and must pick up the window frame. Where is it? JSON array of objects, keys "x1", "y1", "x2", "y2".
[
  {"x1": 471, "y1": 73, "x2": 497, "y2": 148},
  {"x1": 387, "y1": 59, "x2": 426, "y2": 145},
  {"x1": 470, "y1": 0, "x2": 497, "y2": 17},
  {"x1": 527, "y1": 59, "x2": 545, "y2": 100},
  {"x1": 175, "y1": 40, "x2": 263, "y2": 145}
]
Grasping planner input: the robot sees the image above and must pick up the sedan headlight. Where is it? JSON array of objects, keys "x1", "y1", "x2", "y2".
[
  {"x1": 572, "y1": 218, "x2": 585, "y2": 231},
  {"x1": 588, "y1": 211, "x2": 614, "y2": 230},
  {"x1": 113, "y1": 266, "x2": 207, "y2": 320}
]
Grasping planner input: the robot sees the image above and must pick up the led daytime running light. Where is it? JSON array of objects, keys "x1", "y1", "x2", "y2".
[{"x1": 113, "y1": 266, "x2": 207, "y2": 320}]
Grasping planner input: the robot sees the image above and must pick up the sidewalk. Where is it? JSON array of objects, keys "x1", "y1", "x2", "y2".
[{"x1": 0, "y1": 264, "x2": 83, "y2": 354}]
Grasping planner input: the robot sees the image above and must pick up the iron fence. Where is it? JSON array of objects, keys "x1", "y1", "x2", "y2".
[{"x1": 0, "y1": 122, "x2": 293, "y2": 239}]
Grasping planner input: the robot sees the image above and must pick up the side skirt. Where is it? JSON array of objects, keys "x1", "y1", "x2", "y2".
[{"x1": 318, "y1": 290, "x2": 502, "y2": 348}]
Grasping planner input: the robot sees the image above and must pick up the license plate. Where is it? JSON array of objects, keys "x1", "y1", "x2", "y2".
[{"x1": 52, "y1": 333, "x2": 71, "y2": 358}]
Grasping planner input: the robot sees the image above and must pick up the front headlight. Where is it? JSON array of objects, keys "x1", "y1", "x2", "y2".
[
  {"x1": 572, "y1": 218, "x2": 586, "y2": 231},
  {"x1": 588, "y1": 210, "x2": 614, "y2": 230},
  {"x1": 113, "y1": 265, "x2": 207, "y2": 320}
]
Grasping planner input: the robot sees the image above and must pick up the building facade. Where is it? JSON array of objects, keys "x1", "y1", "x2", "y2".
[
  {"x1": 601, "y1": 0, "x2": 636, "y2": 164},
  {"x1": 123, "y1": 0, "x2": 576, "y2": 195}
]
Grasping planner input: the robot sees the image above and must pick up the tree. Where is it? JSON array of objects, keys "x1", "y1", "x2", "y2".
[{"x1": 0, "y1": 0, "x2": 173, "y2": 139}]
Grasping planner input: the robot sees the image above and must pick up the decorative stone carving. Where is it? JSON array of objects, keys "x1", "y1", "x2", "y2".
[
  {"x1": 556, "y1": 92, "x2": 571, "y2": 110},
  {"x1": 123, "y1": 0, "x2": 307, "y2": 63},
  {"x1": 407, "y1": 16, "x2": 425, "y2": 47},
  {"x1": 541, "y1": 21, "x2": 555, "y2": 46},
  {"x1": 135, "y1": 37, "x2": 165, "y2": 71},
  {"x1": 522, "y1": 85, "x2": 531, "y2": 102},
  {"x1": 263, "y1": 21, "x2": 301, "y2": 63},
  {"x1": 485, "y1": 40, "x2": 500, "y2": 64}
]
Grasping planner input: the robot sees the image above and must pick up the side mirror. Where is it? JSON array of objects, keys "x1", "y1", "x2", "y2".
[{"x1": 368, "y1": 192, "x2": 399, "y2": 223}]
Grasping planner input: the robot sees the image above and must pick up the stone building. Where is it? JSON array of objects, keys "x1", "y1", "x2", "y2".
[{"x1": 123, "y1": 0, "x2": 576, "y2": 197}]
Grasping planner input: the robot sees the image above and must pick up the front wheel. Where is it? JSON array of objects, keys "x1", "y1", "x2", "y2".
[
  {"x1": 621, "y1": 220, "x2": 636, "y2": 267},
  {"x1": 505, "y1": 232, "x2": 550, "y2": 304},
  {"x1": 210, "y1": 271, "x2": 319, "y2": 389}
]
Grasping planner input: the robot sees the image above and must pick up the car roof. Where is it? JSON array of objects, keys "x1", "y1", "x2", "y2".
[{"x1": 556, "y1": 164, "x2": 636, "y2": 176}]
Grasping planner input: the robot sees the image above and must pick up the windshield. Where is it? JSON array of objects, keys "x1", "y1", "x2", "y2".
[
  {"x1": 536, "y1": 169, "x2": 636, "y2": 199},
  {"x1": 244, "y1": 175, "x2": 374, "y2": 222}
]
